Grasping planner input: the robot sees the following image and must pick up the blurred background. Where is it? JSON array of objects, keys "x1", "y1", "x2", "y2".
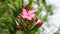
[{"x1": 42, "y1": 0, "x2": 60, "y2": 34}]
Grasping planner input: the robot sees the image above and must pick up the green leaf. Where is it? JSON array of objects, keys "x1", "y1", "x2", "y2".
[
  {"x1": 14, "y1": 0, "x2": 23, "y2": 9},
  {"x1": 30, "y1": 28, "x2": 38, "y2": 34},
  {"x1": 42, "y1": 15, "x2": 47, "y2": 22},
  {"x1": 16, "y1": 30, "x2": 24, "y2": 34},
  {"x1": 7, "y1": 3, "x2": 16, "y2": 11},
  {"x1": 7, "y1": 0, "x2": 23, "y2": 17},
  {"x1": 54, "y1": 32, "x2": 59, "y2": 34},
  {"x1": 0, "y1": 0, "x2": 6, "y2": 2},
  {"x1": 0, "y1": 29, "x2": 10, "y2": 34},
  {"x1": 41, "y1": 0, "x2": 46, "y2": 6},
  {"x1": 0, "y1": 3, "x2": 7, "y2": 8},
  {"x1": 28, "y1": 0, "x2": 33, "y2": 7},
  {"x1": 35, "y1": 7, "x2": 42, "y2": 15},
  {"x1": 46, "y1": 5, "x2": 53, "y2": 15},
  {"x1": 18, "y1": 0, "x2": 22, "y2": 9},
  {"x1": 28, "y1": 24, "x2": 35, "y2": 30},
  {"x1": 36, "y1": 29, "x2": 40, "y2": 34},
  {"x1": 21, "y1": 20, "x2": 27, "y2": 27}
]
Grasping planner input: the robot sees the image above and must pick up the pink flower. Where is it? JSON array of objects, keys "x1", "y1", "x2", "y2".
[
  {"x1": 35, "y1": 20, "x2": 43, "y2": 25},
  {"x1": 21, "y1": 9, "x2": 35, "y2": 20},
  {"x1": 36, "y1": 21, "x2": 43, "y2": 25}
]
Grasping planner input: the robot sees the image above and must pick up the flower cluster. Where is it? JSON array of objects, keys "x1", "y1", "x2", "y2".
[{"x1": 16, "y1": 6, "x2": 43, "y2": 30}]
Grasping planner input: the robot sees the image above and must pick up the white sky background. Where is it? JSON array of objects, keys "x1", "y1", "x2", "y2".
[
  {"x1": 46, "y1": 0, "x2": 60, "y2": 27},
  {"x1": 43, "y1": 0, "x2": 60, "y2": 34},
  {"x1": 24, "y1": 0, "x2": 60, "y2": 34}
]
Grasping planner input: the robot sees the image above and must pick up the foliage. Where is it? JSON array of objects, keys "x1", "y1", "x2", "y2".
[{"x1": 0, "y1": 0, "x2": 53, "y2": 34}]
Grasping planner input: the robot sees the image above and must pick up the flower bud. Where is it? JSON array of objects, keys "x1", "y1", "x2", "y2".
[
  {"x1": 16, "y1": 25, "x2": 23, "y2": 29},
  {"x1": 16, "y1": 26, "x2": 20, "y2": 29},
  {"x1": 17, "y1": 16, "x2": 26, "y2": 20},
  {"x1": 17, "y1": 16, "x2": 22, "y2": 19},
  {"x1": 32, "y1": 21, "x2": 43, "y2": 30},
  {"x1": 36, "y1": 21, "x2": 43, "y2": 25}
]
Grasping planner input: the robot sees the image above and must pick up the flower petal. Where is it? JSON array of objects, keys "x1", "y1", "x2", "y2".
[
  {"x1": 22, "y1": 8, "x2": 28, "y2": 15},
  {"x1": 22, "y1": 15, "x2": 27, "y2": 18},
  {"x1": 28, "y1": 10, "x2": 35, "y2": 14},
  {"x1": 27, "y1": 16, "x2": 32, "y2": 20},
  {"x1": 30, "y1": 14, "x2": 35, "y2": 18}
]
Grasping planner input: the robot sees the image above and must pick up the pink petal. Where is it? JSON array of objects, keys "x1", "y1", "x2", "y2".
[
  {"x1": 21, "y1": 9, "x2": 35, "y2": 20},
  {"x1": 30, "y1": 14, "x2": 35, "y2": 18},
  {"x1": 22, "y1": 9, "x2": 28, "y2": 15},
  {"x1": 22, "y1": 15, "x2": 27, "y2": 18},
  {"x1": 28, "y1": 10, "x2": 35, "y2": 14},
  {"x1": 27, "y1": 17, "x2": 32, "y2": 20}
]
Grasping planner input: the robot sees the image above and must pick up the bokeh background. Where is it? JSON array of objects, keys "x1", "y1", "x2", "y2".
[{"x1": 42, "y1": 0, "x2": 60, "y2": 34}]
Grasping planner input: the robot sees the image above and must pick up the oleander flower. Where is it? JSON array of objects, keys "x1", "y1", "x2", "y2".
[{"x1": 22, "y1": 8, "x2": 35, "y2": 20}]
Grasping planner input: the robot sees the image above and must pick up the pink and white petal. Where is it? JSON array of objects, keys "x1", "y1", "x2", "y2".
[
  {"x1": 30, "y1": 14, "x2": 35, "y2": 18},
  {"x1": 28, "y1": 10, "x2": 35, "y2": 14},
  {"x1": 22, "y1": 15, "x2": 27, "y2": 18},
  {"x1": 36, "y1": 20, "x2": 40, "y2": 24},
  {"x1": 22, "y1": 9, "x2": 28, "y2": 15},
  {"x1": 27, "y1": 17, "x2": 32, "y2": 20}
]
